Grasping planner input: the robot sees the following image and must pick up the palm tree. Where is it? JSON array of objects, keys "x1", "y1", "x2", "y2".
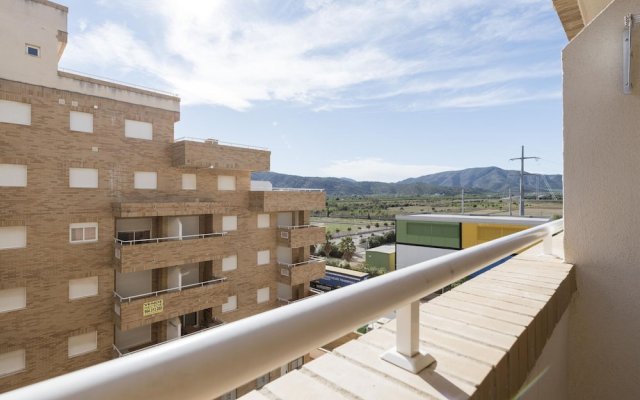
[{"x1": 338, "y1": 237, "x2": 356, "y2": 261}]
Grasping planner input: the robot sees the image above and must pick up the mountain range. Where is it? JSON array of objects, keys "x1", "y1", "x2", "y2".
[{"x1": 252, "y1": 166, "x2": 562, "y2": 196}]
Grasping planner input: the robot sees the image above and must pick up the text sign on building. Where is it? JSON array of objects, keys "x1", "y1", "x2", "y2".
[{"x1": 143, "y1": 299, "x2": 164, "y2": 316}]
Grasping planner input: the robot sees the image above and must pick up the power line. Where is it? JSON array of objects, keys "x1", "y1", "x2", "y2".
[{"x1": 509, "y1": 146, "x2": 540, "y2": 216}]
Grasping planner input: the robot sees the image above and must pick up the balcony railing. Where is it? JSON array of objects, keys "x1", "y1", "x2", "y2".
[
  {"x1": 278, "y1": 255, "x2": 325, "y2": 270},
  {"x1": 114, "y1": 232, "x2": 227, "y2": 246},
  {"x1": 174, "y1": 137, "x2": 268, "y2": 151},
  {"x1": 113, "y1": 278, "x2": 227, "y2": 303},
  {"x1": 3, "y1": 220, "x2": 563, "y2": 400}
]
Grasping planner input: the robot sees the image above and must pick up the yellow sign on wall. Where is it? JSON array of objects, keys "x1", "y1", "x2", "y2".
[{"x1": 143, "y1": 299, "x2": 164, "y2": 317}]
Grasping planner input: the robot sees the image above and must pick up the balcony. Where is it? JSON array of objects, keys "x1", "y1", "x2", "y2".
[
  {"x1": 278, "y1": 256, "x2": 326, "y2": 286},
  {"x1": 113, "y1": 233, "x2": 227, "y2": 273},
  {"x1": 114, "y1": 278, "x2": 229, "y2": 331},
  {"x1": 171, "y1": 138, "x2": 270, "y2": 171},
  {"x1": 249, "y1": 189, "x2": 325, "y2": 212},
  {"x1": 277, "y1": 225, "x2": 326, "y2": 248},
  {"x1": 113, "y1": 201, "x2": 226, "y2": 218}
]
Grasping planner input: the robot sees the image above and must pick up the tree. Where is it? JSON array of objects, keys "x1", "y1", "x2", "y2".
[
  {"x1": 323, "y1": 232, "x2": 333, "y2": 255},
  {"x1": 338, "y1": 237, "x2": 356, "y2": 261}
]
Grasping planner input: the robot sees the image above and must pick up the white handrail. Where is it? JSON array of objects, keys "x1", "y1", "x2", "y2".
[
  {"x1": 277, "y1": 224, "x2": 322, "y2": 229},
  {"x1": 113, "y1": 278, "x2": 227, "y2": 303},
  {"x1": 3, "y1": 219, "x2": 563, "y2": 400},
  {"x1": 277, "y1": 256, "x2": 325, "y2": 269},
  {"x1": 114, "y1": 232, "x2": 227, "y2": 245},
  {"x1": 174, "y1": 137, "x2": 269, "y2": 151},
  {"x1": 272, "y1": 188, "x2": 324, "y2": 192},
  {"x1": 58, "y1": 68, "x2": 179, "y2": 97}
]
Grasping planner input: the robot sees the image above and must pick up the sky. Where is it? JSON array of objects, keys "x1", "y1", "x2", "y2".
[{"x1": 59, "y1": 0, "x2": 567, "y2": 182}]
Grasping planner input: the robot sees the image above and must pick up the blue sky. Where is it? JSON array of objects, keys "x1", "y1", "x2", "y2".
[{"x1": 59, "y1": 0, "x2": 567, "y2": 182}]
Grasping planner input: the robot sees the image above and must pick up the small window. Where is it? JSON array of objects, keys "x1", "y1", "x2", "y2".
[
  {"x1": 218, "y1": 176, "x2": 236, "y2": 191},
  {"x1": 0, "y1": 164, "x2": 27, "y2": 187},
  {"x1": 69, "y1": 223, "x2": 98, "y2": 243},
  {"x1": 222, "y1": 216, "x2": 237, "y2": 231},
  {"x1": 222, "y1": 255, "x2": 237, "y2": 272},
  {"x1": 70, "y1": 111, "x2": 93, "y2": 133},
  {"x1": 257, "y1": 214, "x2": 270, "y2": 229},
  {"x1": 69, "y1": 277, "x2": 99, "y2": 300},
  {"x1": 222, "y1": 295, "x2": 237, "y2": 313},
  {"x1": 0, "y1": 287, "x2": 26, "y2": 313},
  {"x1": 68, "y1": 331, "x2": 98, "y2": 358},
  {"x1": 256, "y1": 373, "x2": 270, "y2": 389},
  {"x1": 134, "y1": 171, "x2": 157, "y2": 190},
  {"x1": 0, "y1": 349, "x2": 25, "y2": 377},
  {"x1": 0, "y1": 226, "x2": 26, "y2": 250},
  {"x1": 0, "y1": 100, "x2": 31, "y2": 125},
  {"x1": 69, "y1": 168, "x2": 99, "y2": 188},
  {"x1": 257, "y1": 287, "x2": 269, "y2": 304},
  {"x1": 25, "y1": 44, "x2": 40, "y2": 57},
  {"x1": 221, "y1": 390, "x2": 237, "y2": 400},
  {"x1": 182, "y1": 174, "x2": 196, "y2": 190},
  {"x1": 124, "y1": 119, "x2": 152, "y2": 140},
  {"x1": 257, "y1": 250, "x2": 270, "y2": 266}
]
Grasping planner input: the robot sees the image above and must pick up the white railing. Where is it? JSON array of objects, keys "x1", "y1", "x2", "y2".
[
  {"x1": 3, "y1": 220, "x2": 563, "y2": 400},
  {"x1": 113, "y1": 278, "x2": 227, "y2": 303},
  {"x1": 174, "y1": 137, "x2": 269, "y2": 151},
  {"x1": 112, "y1": 320, "x2": 226, "y2": 358},
  {"x1": 272, "y1": 188, "x2": 324, "y2": 192},
  {"x1": 277, "y1": 224, "x2": 322, "y2": 230},
  {"x1": 277, "y1": 255, "x2": 325, "y2": 269},
  {"x1": 114, "y1": 232, "x2": 226, "y2": 245}
]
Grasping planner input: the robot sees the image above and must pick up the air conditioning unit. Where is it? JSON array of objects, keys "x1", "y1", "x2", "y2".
[
  {"x1": 281, "y1": 231, "x2": 289, "y2": 239},
  {"x1": 280, "y1": 268, "x2": 290, "y2": 277}
]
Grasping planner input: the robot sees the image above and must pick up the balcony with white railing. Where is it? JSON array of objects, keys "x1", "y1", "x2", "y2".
[
  {"x1": 171, "y1": 137, "x2": 271, "y2": 171},
  {"x1": 277, "y1": 256, "x2": 326, "y2": 287},
  {"x1": 277, "y1": 224, "x2": 326, "y2": 248},
  {"x1": 249, "y1": 185, "x2": 325, "y2": 212},
  {"x1": 3, "y1": 220, "x2": 574, "y2": 400},
  {"x1": 113, "y1": 232, "x2": 228, "y2": 273},
  {"x1": 113, "y1": 278, "x2": 229, "y2": 331}
]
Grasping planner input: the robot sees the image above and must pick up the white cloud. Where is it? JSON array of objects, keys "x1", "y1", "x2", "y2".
[
  {"x1": 61, "y1": 0, "x2": 563, "y2": 111},
  {"x1": 320, "y1": 158, "x2": 455, "y2": 182}
]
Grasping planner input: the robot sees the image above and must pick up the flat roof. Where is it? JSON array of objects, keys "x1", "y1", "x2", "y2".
[
  {"x1": 367, "y1": 245, "x2": 396, "y2": 254},
  {"x1": 396, "y1": 214, "x2": 550, "y2": 226},
  {"x1": 325, "y1": 265, "x2": 370, "y2": 278}
]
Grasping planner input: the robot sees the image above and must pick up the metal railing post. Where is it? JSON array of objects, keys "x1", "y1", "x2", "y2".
[{"x1": 381, "y1": 301, "x2": 435, "y2": 373}]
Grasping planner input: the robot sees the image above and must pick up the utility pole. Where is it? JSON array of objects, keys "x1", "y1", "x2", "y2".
[
  {"x1": 510, "y1": 146, "x2": 540, "y2": 216},
  {"x1": 461, "y1": 188, "x2": 464, "y2": 214},
  {"x1": 508, "y1": 188, "x2": 512, "y2": 216}
]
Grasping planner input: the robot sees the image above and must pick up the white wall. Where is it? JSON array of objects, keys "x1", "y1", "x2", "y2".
[
  {"x1": 166, "y1": 318, "x2": 181, "y2": 340},
  {"x1": 180, "y1": 216, "x2": 200, "y2": 237},
  {"x1": 115, "y1": 270, "x2": 151, "y2": 298},
  {"x1": 0, "y1": 164, "x2": 27, "y2": 187},
  {"x1": 277, "y1": 246, "x2": 292, "y2": 264},
  {"x1": 563, "y1": 1, "x2": 640, "y2": 398},
  {"x1": 277, "y1": 283, "x2": 292, "y2": 300},
  {"x1": 180, "y1": 263, "x2": 199, "y2": 286},
  {"x1": 396, "y1": 244, "x2": 456, "y2": 269},
  {"x1": 277, "y1": 212, "x2": 293, "y2": 227}
]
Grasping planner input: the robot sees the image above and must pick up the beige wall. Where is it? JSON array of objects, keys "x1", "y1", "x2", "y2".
[
  {"x1": 577, "y1": 0, "x2": 614, "y2": 25},
  {"x1": 563, "y1": 0, "x2": 640, "y2": 398}
]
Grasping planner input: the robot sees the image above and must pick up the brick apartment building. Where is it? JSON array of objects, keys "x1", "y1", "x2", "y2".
[{"x1": 0, "y1": 1, "x2": 326, "y2": 397}]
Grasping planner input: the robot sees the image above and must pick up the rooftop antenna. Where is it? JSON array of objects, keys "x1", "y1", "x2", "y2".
[{"x1": 510, "y1": 146, "x2": 540, "y2": 216}]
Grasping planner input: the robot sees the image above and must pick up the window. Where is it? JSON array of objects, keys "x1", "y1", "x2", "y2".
[
  {"x1": 25, "y1": 44, "x2": 39, "y2": 57},
  {"x1": 218, "y1": 175, "x2": 236, "y2": 191},
  {"x1": 222, "y1": 216, "x2": 237, "y2": 231},
  {"x1": 69, "y1": 277, "x2": 99, "y2": 300},
  {"x1": 0, "y1": 164, "x2": 27, "y2": 187},
  {"x1": 0, "y1": 287, "x2": 26, "y2": 313},
  {"x1": 124, "y1": 119, "x2": 152, "y2": 140},
  {"x1": 256, "y1": 373, "x2": 270, "y2": 389},
  {"x1": 257, "y1": 214, "x2": 270, "y2": 229},
  {"x1": 257, "y1": 287, "x2": 269, "y2": 304},
  {"x1": 182, "y1": 174, "x2": 196, "y2": 190},
  {"x1": 222, "y1": 255, "x2": 237, "y2": 272},
  {"x1": 68, "y1": 331, "x2": 98, "y2": 358},
  {"x1": 69, "y1": 111, "x2": 93, "y2": 133},
  {"x1": 289, "y1": 356, "x2": 304, "y2": 371},
  {"x1": 0, "y1": 100, "x2": 31, "y2": 125},
  {"x1": 69, "y1": 168, "x2": 99, "y2": 188},
  {"x1": 69, "y1": 223, "x2": 98, "y2": 243},
  {"x1": 0, "y1": 349, "x2": 25, "y2": 377},
  {"x1": 257, "y1": 250, "x2": 270, "y2": 266},
  {"x1": 134, "y1": 171, "x2": 157, "y2": 190},
  {"x1": 0, "y1": 226, "x2": 26, "y2": 250},
  {"x1": 222, "y1": 295, "x2": 237, "y2": 313}
]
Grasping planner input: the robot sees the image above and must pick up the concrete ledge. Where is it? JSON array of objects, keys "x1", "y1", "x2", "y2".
[{"x1": 242, "y1": 234, "x2": 575, "y2": 400}]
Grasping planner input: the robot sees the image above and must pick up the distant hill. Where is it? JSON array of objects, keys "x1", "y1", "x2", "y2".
[
  {"x1": 252, "y1": 166, "x2": 562, "y2": 196},
  {"x1": 399, "y1": 166, "x2": 562, "y2": 193}
]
